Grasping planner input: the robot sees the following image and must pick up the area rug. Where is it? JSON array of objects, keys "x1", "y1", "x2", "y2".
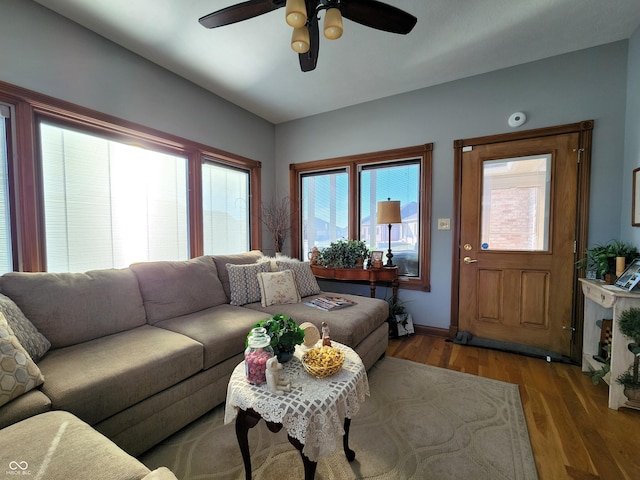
[{"x1": 139, "y1": 357, "x2": 538, "y2": 479}]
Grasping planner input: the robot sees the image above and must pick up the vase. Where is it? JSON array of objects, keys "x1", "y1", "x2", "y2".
[
  {"x1": 616, "y1": 256, "x2": 626, "y2": 277},
  {"x1": 277, "y1": 350, "x2": 294, "y2": 363},
  {"x1": 623, "y1": 387, "x2": 640, "y2": 408}
]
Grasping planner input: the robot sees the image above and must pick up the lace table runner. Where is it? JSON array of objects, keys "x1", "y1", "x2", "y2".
[{"x1": 224, "y1": 342, "x2": 369, "y2": 462}]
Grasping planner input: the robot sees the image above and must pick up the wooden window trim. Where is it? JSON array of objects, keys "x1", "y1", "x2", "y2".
[
  {"x1": 0, "y1": 80, "x2": 262, "y2": 271},
  {"x1": 290, "y1": 144, "x2": 432, "y2": 292}
]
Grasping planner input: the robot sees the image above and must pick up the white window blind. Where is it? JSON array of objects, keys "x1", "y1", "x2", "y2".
[
  {"x1": 0, "y1": 104, "x2": 13, "y2": 273},
  {"x1": 202, "y1": 160, "x2": 250, "y2": 254},
  {"x1": 40, "y1": 122, "x2": 189, "y2": 272}
]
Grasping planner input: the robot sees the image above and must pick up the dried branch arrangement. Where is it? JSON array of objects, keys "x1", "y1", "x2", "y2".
[{"x1": 261, "y1": 196, "x2": 290, "y2": 253}]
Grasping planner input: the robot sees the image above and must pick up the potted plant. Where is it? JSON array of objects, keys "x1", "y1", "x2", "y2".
[
  {"x1": 386, "y1": 296, "x2": 412, "y2": 337},
  {"x1": 260, "y1": 196, "x2": 291, "y2": 255},
  {"x1": 318, "y1": 239, "x2": 369, "y2": 269},
  {"x1": 577, "y1": 240, "x2": 639, "y2": 282},
  {"x1": 615, "y1": 307, "x2": 640, "y2": 404},
  {"x1": 249, "y1": 313, "x2": 305, "y2": 362}
]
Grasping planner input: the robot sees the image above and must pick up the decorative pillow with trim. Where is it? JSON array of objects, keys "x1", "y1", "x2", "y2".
[
  {"x1": 257, "y1": 270, "x2": 301, "y2": 307},
  {"x1": 276, "y1": 261, "x2": 321, "y2": 298},
  {"x1": 0, "y1": 293, "x2": 50, "y2": 362},
  {"x1": 226, "y1": 262, "x2": 271, "y2": 306},
  {"x1": 0, "y1": 312, "x2": 45, "y2": 408}
]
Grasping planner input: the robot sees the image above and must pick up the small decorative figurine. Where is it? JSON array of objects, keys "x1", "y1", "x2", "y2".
[
  {"x1": 321, "y1": 321, "x2": 332, "y2": 347},
  {"x1": 265, "y1": 356, "x2": 291, "y2": 395}
]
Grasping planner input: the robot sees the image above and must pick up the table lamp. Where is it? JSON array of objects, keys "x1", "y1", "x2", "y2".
[{"x1": 376, "y1": 198, "x2": 402, "y2": 267}]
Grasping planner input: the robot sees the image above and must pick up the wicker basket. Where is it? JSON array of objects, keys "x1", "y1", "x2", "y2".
[{"x1": 302, "y1": 346, "x2": 345, "y2": 378}]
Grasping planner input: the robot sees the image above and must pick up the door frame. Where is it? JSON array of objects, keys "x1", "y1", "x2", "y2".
[{"x1": 450, "y1": 120, "x2": 593, "y2": 363}]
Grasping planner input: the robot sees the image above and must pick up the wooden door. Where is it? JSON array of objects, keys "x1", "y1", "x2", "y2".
[{"x1": 455, "y1": 124, "x2": 591, "y2": 358}]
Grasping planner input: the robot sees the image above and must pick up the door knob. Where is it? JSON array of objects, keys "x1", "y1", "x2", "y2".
[{"x1": 463, "y1": 256, "x2": 478, "y2": 264}]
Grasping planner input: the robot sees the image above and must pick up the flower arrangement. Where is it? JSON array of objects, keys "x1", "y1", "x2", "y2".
[{"x1": 260, "y1": 196, "x2": 291, "y2": 254}]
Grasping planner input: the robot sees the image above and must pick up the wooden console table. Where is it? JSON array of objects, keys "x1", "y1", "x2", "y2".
[
  {"x1": 579, "y1": 278, "x2": 640, "y2": 410},
  {"x1": 310, "y1": 265, "x2": 399, "y2": 302}
]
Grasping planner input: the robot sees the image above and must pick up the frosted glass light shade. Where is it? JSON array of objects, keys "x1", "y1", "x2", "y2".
[
  {"x1": 286, "y1": 0, "x2": 307, "y2": 28},
  {"x1": 323, "y1": 8, "x2": 343, "y2": 40},
  {"x1": 291, "y1": 27, "x2": 310, "y2": 53},
  {"x1": 376, "y1": 200, "x2": 402, "y2": 224}
]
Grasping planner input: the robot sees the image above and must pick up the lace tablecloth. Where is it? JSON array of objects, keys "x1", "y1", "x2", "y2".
[{"x1": 224, "y1": 342, "x2": 369, "y2": 462}]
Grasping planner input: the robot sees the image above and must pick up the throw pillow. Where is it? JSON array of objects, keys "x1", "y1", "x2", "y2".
[
  {"x1": 276, "y1": 261, "x2": 321, "y2": 297},
  {"x1": 0, "y1": 293, "x2": 50, "y2": 362},
  {"x1": 0, "y1": 312, "x2": 45, "y2": 408},
  {"x1": 227, "y1": 262, "x2": 271, "y2": 306},
  {"x1": 257, "y1": 270, "x2": 301, "y2": 307}
]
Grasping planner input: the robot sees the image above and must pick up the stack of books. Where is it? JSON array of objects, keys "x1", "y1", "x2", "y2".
[{"x1": 305, "y1": 295, "x2": 357, "y2": 311}]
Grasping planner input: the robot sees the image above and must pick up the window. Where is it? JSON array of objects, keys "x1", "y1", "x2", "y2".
[
  {"x1": 202, "y1": 160, "x2": 250, "y2": 254},
  {"x1": 0, "y1": 104, "x2": 14, "y2": 273},
  {"x1": 40, "y1": 122, "x2": 189, "y2": 272},
  {"x1": 291, "y1": 144, "x2": 432, "y2": 291}
]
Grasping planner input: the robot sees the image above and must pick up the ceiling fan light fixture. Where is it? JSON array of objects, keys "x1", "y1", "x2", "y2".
[
  {"x1": 285, "y1": 0, "x2": 307, "y2": 28},
  {"x1": 291, "y1": 26, "x2": 310, "y2": 53},
  {"x1": 323, "y1": 7, "x2": 343, "y2": 40}
]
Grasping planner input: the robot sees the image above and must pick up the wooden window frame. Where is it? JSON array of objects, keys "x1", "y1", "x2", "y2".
[
  {"x1": 0, "y1": 80, "x2": 262, "y2": 272},
  {"x1": 289, "y1": 144, "x2": 432, "y2": 292}
]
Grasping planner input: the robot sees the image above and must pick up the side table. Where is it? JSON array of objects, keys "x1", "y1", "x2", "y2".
[
  {"x1": 310, "y1": 265, "x2": 399, "y2": 302},
  {"x1": 224, "y1": 343, "x2": 369, "y2": 480}
]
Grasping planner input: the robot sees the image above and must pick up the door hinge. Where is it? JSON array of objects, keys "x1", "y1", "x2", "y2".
[
  {"x1": 573, "y1": 148, "x2": 584, "y2": 163},
  {"x1": 574, "y1": 240, "x2": 577, "y2": 254}
]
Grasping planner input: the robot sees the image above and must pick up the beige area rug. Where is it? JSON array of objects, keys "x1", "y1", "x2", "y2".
[{"x1": 140, "y1": 357, "x2": 538, "y2": 479}]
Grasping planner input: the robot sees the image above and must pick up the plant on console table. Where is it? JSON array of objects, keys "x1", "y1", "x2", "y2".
[
  {"x1": 250, "y1": 314, "x2": 305, "y2": 362},
  {"x1": 577, "y1": 240, "x2": 638, "y2": 283},
  {"x1": 318, "y1": 239, "x2": 369, "y2": 269},
  {"x1": 615, "y1": 307, "x2": 640, "y2": 406}
]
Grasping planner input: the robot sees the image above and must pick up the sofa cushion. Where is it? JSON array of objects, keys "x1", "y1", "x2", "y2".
[
  {"x1": 130, "y1": 256, "x2": 227, "y2": 324},
  {"x1": 276, "y1": 261, "x2": 321, "y2": 297},
  {"x1": 0, "y1": 293, "x2": 50, "y2": 361},
  {"x1": 0, "y1": 313, "x2": 45, "y2": 408},
  {"x1": 0, "y1": 268, "x2": 147, "y2": 349},
  {"x1": 227, "y1": 262, "x2": 271, "y2": 306},
  {"x1": 211, "y1": 250, "x2": 263, "y2": 301},
  {"x1": 0, "y1": 411, "x2": 152, "y2": 480},
  {"x1": 37, "y1": 325, "x2": 203, "y2": 425},
  {"x1": 257, "y1": 270, "x2": 301, "y2": 307},
  {"x1": 244, "y1": 293, "x2": 388, "y2": 348},
  {"x1": 0, "y1": 388, "x2": 51, "y2": 429},
  {"x1": 154, "y1": 304, "x2": 268, "y2": 369}
]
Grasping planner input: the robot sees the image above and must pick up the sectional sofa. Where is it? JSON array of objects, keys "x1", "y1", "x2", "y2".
[{"x1": 0, "y1": 251, "x2": 388, "y2": 479}]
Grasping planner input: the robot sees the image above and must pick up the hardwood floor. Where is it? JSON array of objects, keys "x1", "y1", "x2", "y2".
[{"x1": 387, "y1": 334, "x2": 640, "y2": 480}]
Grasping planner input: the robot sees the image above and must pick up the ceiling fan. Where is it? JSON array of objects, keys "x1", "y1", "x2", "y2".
[{"x1": 199, "y1": 0, "x2": 417, "y2": 72}]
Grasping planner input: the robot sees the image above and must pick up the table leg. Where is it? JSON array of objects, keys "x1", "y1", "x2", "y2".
[
  {"x1": 369, "y1": 281, "x2": 376, "y2": 298},
  {"x1": 235, "y1": 409, "x2": 261, "y2": 480},
  {"x1": 343, "y1": 417, "x2": 356, "y2": 461},
  {"x1": 287, "y1": 434, "x2": 317, "y2": 480}
]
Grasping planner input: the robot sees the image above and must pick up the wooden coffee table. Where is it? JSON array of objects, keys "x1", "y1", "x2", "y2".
[{"x1": 224, "y1": 343, "x2": 369, "y2": 480}]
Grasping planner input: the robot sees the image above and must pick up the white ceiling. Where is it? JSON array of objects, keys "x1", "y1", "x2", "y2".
[{"x1": 33, "y1": 0, "x2": 640, "y2": 124}]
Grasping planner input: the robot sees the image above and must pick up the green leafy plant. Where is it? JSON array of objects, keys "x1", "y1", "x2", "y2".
[
  {"x1": 615, "y1": 307, "x2": 640, "y2": 390},
  {"x1": 576, "y1": 240, "x2": 639, "y2": 279},
  {"x1": 318, "y1": 239, "x2": 369, "y2": 268},
  {"x1": 386, "y1": 296, "x2": 410, "y2": 337},
  {"x1": 248, "y1": 314, "x2": 305, "y2": 356}
]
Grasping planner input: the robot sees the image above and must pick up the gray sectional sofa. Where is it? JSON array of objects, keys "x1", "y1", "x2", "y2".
[{"x1": 0, "y1": 251, "x2": 388, "y2": 479}]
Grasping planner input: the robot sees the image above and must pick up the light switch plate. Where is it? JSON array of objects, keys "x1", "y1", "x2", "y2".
[{"x1": 437, "y1": 218, "x2": 450, "y2": 230}]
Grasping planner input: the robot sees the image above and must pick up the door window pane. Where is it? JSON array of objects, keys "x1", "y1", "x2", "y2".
[
  {"x1": 202, "y1": 161, "x2": 250, "y2": 254},
  {"x1": 360, "y1": 161, "x2": 420, "y2": 276},
  {"x1": 0, "y1": 105, "x2": 13, "y2": 273},
  {"x1": 481, "y1": 155, "x2": 551, "y2": 251},
  {"x1": 40, "y1": 122, "x2": 189, "y2": 272},
  {"x1": 301, "y1": 170, "x2": 349, "y2": 255}
]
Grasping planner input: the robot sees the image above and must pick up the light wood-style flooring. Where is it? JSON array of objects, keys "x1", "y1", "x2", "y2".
[{"x1": 387, "y1": 334, "x2": 640, "y2": 480}]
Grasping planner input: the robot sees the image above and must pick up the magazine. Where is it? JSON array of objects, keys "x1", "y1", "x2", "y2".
[{"x1": 305, "y1": 295, "x2": 357, "y2": 311}]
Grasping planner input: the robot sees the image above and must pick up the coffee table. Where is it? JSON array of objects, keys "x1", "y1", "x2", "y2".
[{"x1": 224, "y1": 342, "x2": 369, "y2": 480}]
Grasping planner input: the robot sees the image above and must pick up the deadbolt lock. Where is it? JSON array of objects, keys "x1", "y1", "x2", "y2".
[{"x1": 463, "y1": 244, "x2": 473, "y2": 251}]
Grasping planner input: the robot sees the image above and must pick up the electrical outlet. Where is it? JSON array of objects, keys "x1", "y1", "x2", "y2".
[{"x1": 437, "y1": 218, "x2": 450, "y2": 230}]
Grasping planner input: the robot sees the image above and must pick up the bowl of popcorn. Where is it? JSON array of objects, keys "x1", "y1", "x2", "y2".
[{"x1": 301, "y1": 345, "x2": 345, "y2": 378}]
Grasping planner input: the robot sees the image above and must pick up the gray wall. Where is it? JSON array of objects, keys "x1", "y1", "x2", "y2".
[
  {"x1": 275, "y1": 42, "x2": 630, "y2": 330},
  {"x1": 622, "y1": 25, "x2": 640, "y2": 245},
  {"x1": 0, "y1": 0, "x2": 275, "y2": 185}
]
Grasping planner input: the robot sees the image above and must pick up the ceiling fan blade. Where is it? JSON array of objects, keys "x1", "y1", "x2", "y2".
[
  {"x1": 199, "y1": 0, "x2": 286, "y2": 28},
  {"x1": 299, "y1": 13, "x2": 320, "y2": 72},
  {"x1": 340, "y1": 0, "x2": 417, "y2": 34}
]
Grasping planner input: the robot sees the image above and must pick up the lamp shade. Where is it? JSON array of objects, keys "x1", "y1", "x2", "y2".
[
  {"x1": 285, "y1": 0, "x2": 307, "y2": 28},
  {"x1": 376, "y1": 200, "x2": 401, "y2": 224},
  {"x1": 291, "y1": 26, "x2": 310, "y2": 53},
  {"x1": 323, "y1": 8, "x2": 343, "y2": 40}
]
